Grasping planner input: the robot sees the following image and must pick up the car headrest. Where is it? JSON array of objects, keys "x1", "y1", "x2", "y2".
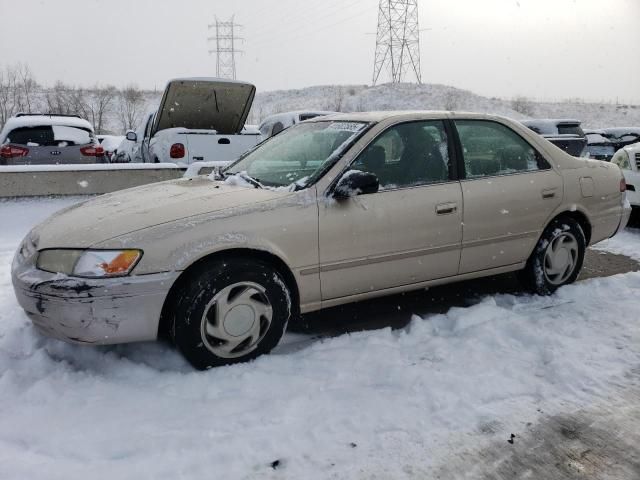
[{"x1": 361, "y1": 145, "x2": 386, "y2": 172}]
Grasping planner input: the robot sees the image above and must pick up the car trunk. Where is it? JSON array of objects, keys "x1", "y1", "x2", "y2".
[
  {"x1": 152, "y1": 78, "x2": 256, "y2": 136},
  {"x1": 3, "y1": 125, "x2": 103, "y2": 165}
]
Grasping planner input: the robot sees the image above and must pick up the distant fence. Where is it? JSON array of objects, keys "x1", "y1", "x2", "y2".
[{"x1": 0, "y1": 162, "x2": 225, "y2": 198}]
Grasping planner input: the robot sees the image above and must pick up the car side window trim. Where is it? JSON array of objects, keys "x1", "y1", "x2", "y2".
[
  {"x1": 328, "y1": 119, "x2": 460, "y2": 196},
  {"x1": 451, "y1": 119, "x2": 552, "y2": 181}
]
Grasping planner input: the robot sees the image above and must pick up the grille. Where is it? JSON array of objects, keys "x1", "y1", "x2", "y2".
[{"x1": 635, "y1": 152, "x2": 640, "y2": 169}]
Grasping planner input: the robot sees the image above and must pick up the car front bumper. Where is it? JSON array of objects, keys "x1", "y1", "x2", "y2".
[{"x1": 11, "y1": 252, "x2": 179, "y2": 345}]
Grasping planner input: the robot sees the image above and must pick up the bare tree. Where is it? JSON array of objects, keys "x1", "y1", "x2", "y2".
[
  {"x1": 16, "y1": 63, "x2": 37, "y2": 113},
  {"x1": 87, "y1": 85, "x2": 117, "y2": 133},
  {"x1": 328, "y1": 87, "x2": 345, "y2": 112},
  {"x1": 511, "y1": 95, "x2": 535, "y2": 116},
  {"x1": 119, "y1": 84, "x2": 144, "y2": 132},
  {"x1": 443, "y1": 90, "x2": 461, "y2": 111},
  {"x1": 0, "y1": 63, "x2": 40, "y2": 126},
  {"x1": 44, "y1": 81, "x2": 75, "y2": 115}
]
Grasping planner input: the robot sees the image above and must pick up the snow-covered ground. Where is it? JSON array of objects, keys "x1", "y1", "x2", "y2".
[{"x1": 1, "y1": 198, "x2": 639, "y2": 479}]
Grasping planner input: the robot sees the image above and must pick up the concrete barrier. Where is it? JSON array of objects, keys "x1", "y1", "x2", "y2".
[{"x1": 0, "y1": 162, "x2": 225, "y2": 198}]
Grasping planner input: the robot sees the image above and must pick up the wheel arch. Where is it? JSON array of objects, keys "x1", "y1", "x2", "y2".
[
  {"x1": 548, "y1": 209, "x2": 592, "y2": 245},
  {"x1": 158, "y1": 247, "x2": 300, "y2": 339}
]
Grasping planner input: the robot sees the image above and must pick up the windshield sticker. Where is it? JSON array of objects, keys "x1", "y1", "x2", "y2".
[{"x1": 327, "y1": 122, "x2": 365, "y2": 133}]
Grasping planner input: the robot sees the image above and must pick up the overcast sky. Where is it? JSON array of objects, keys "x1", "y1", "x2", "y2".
[{"x1": 0, "y1": 0, "x2": 638, "y2": 102}]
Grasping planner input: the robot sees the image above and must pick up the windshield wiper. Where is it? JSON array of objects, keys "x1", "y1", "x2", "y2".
[
  {"x1": 239, "y1": 172, "x2": 264, "y2": 189},
  {"x1": 222, "y1": 171, "x2": 264, "y2": 189}
]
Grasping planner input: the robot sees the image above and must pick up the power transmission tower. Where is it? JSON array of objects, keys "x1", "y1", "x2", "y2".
[
  {"x1": 207, "y1": 16, "x2": 243, "y2": 80},
  {"x1": 372, "y1": 0, "x2": 422, "y2": 85}
]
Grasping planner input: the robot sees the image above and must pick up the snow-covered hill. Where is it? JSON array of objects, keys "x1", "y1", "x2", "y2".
[{"x1": 247, "y1": 83, "x2": 640, "y2": 130}]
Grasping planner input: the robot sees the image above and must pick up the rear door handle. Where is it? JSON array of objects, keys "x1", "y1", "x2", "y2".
[
  {"x1": 542, "y1": 188, "x2": 557, "y2": 199},
  {"x1": 436, "y1": 202, "x2": 457, "y2": 215}
]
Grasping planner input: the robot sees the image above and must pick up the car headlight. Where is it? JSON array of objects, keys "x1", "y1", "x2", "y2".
[{"x1": 37, "y1": 249, "x2": 142, "y2": 278}]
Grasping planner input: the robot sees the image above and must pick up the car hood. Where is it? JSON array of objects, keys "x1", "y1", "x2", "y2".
[
  {"x1": 152, "y1": 78, "x2": 255, "y2": 136},
  {"x1": 32, "y1": 177, "x2": 292, "y2": 249}
]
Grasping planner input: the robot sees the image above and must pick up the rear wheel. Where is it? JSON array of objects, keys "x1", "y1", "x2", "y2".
[
  {"x1": 170, "y1": 258, "x2": 291, "y2": 369},
  {"x1": 519, "y1": 217, "x2": 586, "y2": 295}
]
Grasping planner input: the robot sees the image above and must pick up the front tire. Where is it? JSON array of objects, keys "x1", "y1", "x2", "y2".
[
  {"x1": 519, "y1": 217, "x2": 586, "y2": 295},
  {"x1": 170, "y1": 258, "x2": 291, "y2": 369}
]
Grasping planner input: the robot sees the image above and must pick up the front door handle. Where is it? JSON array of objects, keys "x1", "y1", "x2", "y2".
[
  {"x1": 541, "y1": 188, "x2": 557, "y2": 199},
  {"x1": 436, "y1": 202, "x2": 457, "y2": 215}
]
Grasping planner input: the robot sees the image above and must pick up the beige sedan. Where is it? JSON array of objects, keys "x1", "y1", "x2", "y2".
[{"x1": 12, "y1": 112, "x2": 631, "y2": 369}]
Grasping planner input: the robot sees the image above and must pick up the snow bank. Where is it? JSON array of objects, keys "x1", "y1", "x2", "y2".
[
  {"x1": 1, "y1": 199, "x2": 639, "y2": 479},
  {"x1": 592, "y1": 227, "x2": 640, "y2": 262}
]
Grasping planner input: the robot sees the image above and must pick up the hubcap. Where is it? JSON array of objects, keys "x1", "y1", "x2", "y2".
[
  {"x1": 200, "y1": 282, "x2": 273, "y2": 359},
  {"x1": 543, "y1": 232, "x2": 579, "y2": 285}
]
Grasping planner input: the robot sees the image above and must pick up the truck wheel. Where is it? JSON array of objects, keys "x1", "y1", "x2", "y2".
[
  {"x1": 519, "y1": 217, "x2": 586, "y2": 295},
  {"x1": 171, "y1": 257, "x2": 291, "y2": 369}
]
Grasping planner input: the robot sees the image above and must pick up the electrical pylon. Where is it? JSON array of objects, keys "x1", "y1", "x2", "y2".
[
  {"x1": 208, "y1": 16, "x2": 243, "y2": 80},
  {"x1": 372, "y1": 0, "x2": 422, "y2": 85}
]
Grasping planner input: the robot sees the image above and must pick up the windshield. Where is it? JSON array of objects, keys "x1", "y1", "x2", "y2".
[{"x1": 224, "y1": 120, "x2": 368, "y2": 187}]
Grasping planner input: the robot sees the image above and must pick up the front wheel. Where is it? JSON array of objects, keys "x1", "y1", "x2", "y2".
[
  {"x1": 519, "y1": 217, "x2": 586, "y2": 295},
  {"x1": 170, "y1": 258, "x2": 291, "y2": 369}
]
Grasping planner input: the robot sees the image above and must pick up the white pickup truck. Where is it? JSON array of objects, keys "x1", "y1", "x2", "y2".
[{"x1": 124, "y1": 78, "x2": 262, "y2": 165}]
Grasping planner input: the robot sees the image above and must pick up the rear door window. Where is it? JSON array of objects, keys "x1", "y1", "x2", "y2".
[{"x1": 455, "y1": 120, "x2": 550, "y2": 178}]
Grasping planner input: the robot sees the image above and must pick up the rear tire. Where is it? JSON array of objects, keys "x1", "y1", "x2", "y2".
[
  {"x1": 170, "y1": 257, "x2": 291, "y2": 369},
  {"x1": 519, "y1": 217, "x2": 586, "y2": 295}
]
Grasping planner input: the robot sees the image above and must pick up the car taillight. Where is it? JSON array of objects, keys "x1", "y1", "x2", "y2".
[
  {"x1": 620, "y1": 178, "x2": 627, "y2": 192},
  {"x1": 170, "y1": 143, "x2": 185, "y2": 159},
  {"x1": 80, "y1": 145, "x2": 105, "y2": 156},
  {"x1": 0, "y1": 145, "x2": 29, "y2": 158}
]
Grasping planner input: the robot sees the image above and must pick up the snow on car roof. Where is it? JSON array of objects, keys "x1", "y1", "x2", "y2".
[
  {"x1": 306, "y1": 110, "x2": 508, "y2": 123},
  {"x1": 2, "y1": 115, "x2": 93, "y2": 132}
]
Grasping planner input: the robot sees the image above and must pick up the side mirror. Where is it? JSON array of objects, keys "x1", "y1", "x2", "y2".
[
  {"x1": 334, "y1": 170, "x2": 379, "y2": 199},
  {"x1": 126, "y1": 131, "x2": 137, "y2": 142}
]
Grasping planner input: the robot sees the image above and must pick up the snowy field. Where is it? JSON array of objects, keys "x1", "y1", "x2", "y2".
[{"x1": 1, "y1": 198, "x2": 640, "y2": 479}]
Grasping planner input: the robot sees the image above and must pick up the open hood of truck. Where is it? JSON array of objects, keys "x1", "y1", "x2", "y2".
[{"x1": 152, "y1": 78, "x2": 256, "y2": 136}]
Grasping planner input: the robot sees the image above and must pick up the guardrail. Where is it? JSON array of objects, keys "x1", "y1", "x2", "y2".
[{"x1": 0, "y1": 162, "x2": 229, "y2": 198}]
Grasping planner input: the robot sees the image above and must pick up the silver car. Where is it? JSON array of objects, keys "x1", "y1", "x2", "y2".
[
  {"x1": 0, "y1": 114, "x2": 106, "y2": 165},
  {"x1": 12, "y1": 112, "x2": 631, "y2": 369}
]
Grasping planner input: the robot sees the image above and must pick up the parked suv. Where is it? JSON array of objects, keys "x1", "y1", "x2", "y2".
[
  {"x1": 521, "y1": 119, "x2": 587, "y2": 157},
  {"x1": 0, "y1": 114, "x2": 106, "y2": 165}
]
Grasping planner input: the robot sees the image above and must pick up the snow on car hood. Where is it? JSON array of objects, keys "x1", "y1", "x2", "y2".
[{"x1": 32, "y1": 177, "x2": 292, "y2": 249}]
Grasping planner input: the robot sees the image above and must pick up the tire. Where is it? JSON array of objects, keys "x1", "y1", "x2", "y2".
[
  {"x1": 518, "y1": 216, "x2": 586, "y2": 295},
  {"x1": 170, "y1": 257, "x2": 291, "y2": 369}
]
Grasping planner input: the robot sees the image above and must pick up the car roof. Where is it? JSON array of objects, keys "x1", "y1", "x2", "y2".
[
  {"x1": 306, "y1": 110, "x2": 511, "y2": 123},
  {"x1": 2, "y1": 115, "x2": 93, "y2": 131}
]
